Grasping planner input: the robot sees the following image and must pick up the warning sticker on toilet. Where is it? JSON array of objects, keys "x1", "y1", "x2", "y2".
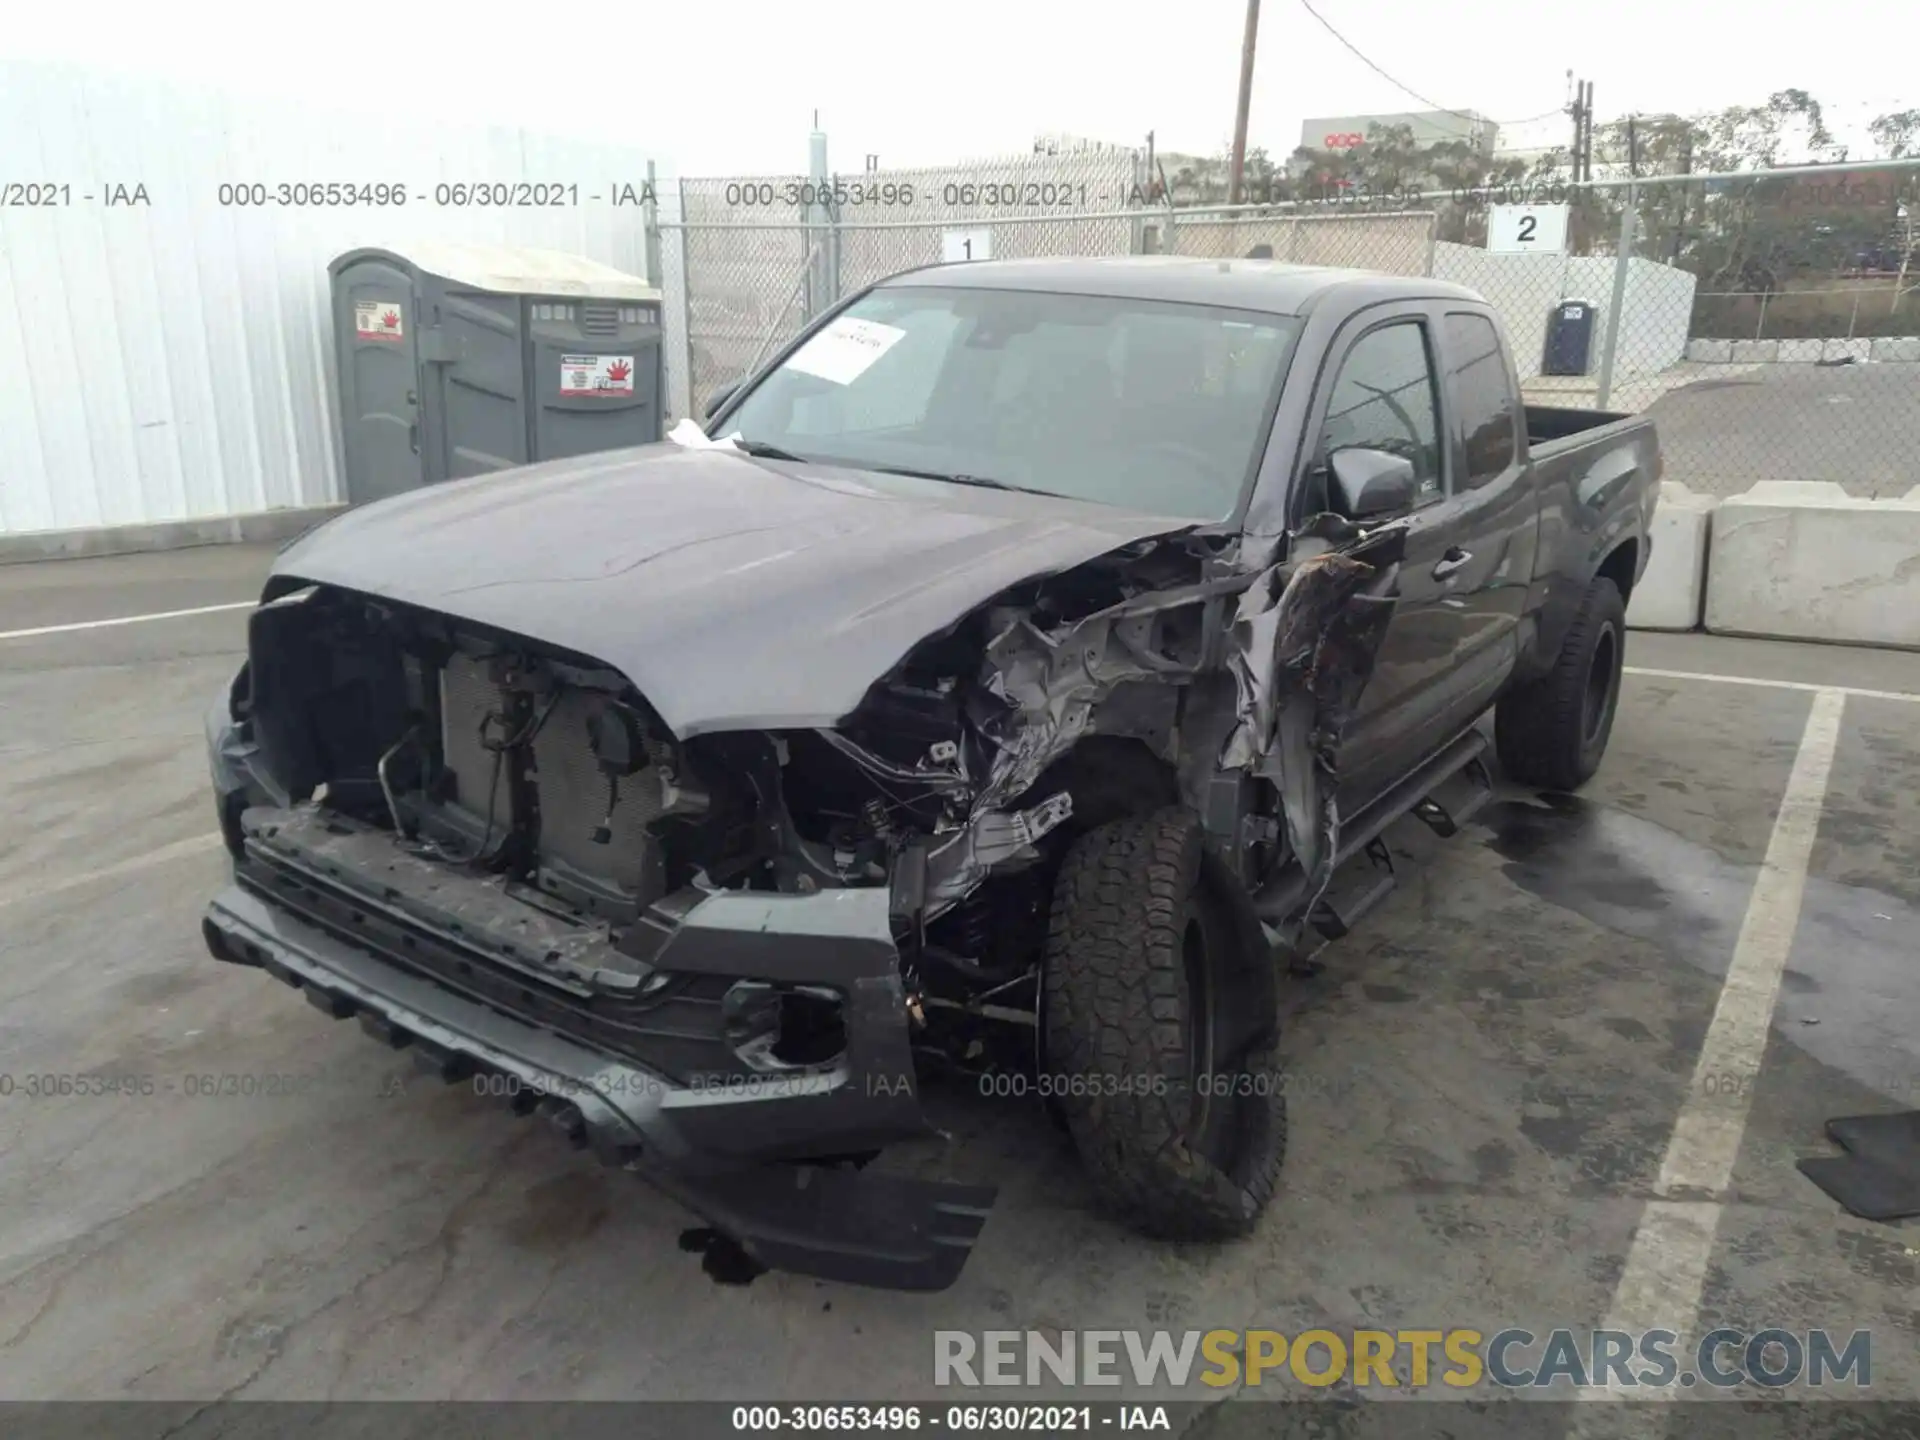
[
  {"x1": 560, "y1": 354, "x2": 635, "y2": 396},
  {"x1": 354, "y1": 300, "x2": 405, "y2": 342}
]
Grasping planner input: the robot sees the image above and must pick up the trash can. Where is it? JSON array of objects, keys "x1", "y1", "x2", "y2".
[
  {"x1": 1542, "y1": 299, "x2": 1597, "y2": 377},
  {"x1": 329, "y1": 242, "x2": 664, "y2": 506}
]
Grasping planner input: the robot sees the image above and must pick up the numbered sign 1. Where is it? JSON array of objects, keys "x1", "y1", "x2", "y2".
[
  {"x1": 941, "y1": 228, "x2": 992, "y2": 263},
  {"x1": 1487, "y1": 203, "x2": 1570, "y2": 254}
]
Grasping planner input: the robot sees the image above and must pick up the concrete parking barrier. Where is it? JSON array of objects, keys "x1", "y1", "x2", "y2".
[
  {"x1": 1627, "y1": 481, "x2": 1716, "y2": 632},
  {"x1": 1681, "y1": 337, "x2": 1917, "y2": 366},
  {"x1": 1868, "y1": 336, "x2": 1920, "y2": 363},
  {"x1": 1706, "y1": 482, "x2": 1920, "y2": 650}
]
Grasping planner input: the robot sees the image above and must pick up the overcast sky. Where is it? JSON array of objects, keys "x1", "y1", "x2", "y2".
[{"x1": 6, "y1": 0, "x2": 1914, "y2": 176}]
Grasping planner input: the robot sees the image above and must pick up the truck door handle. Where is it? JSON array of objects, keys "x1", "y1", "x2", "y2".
[
  {"x1": 408, "y1": 421, "x2": 419, "y2": 454},
  {"x1": 1432, "y1": 547, "x2": 1472, "y2": 580}
]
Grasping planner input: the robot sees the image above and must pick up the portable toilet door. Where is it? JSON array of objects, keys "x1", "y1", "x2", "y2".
[
  {"x1": 331, "y1": 254, "x2": 426, "y2": 505},
  {"x1": 529, "y1": 297, "x2": 664, "y2": 461},
  {"x1": 409, "y1": 268, "x2": 533, "y2": 485}
]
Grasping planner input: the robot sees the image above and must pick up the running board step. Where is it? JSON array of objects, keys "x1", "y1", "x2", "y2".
[
  {"x1": 1253, "y1": 728, "x2": 1488, "y2": 924},
  {"x1": 1410, "y1": 752, "x2": 1496, "y2": 838},
  {"x1": 1308, "y1": 837, "x2": 1396, "y2": 940}
]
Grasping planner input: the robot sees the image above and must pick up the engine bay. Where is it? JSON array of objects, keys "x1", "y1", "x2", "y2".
[{"x1": 227, "y1": 537, "x2": 1244, "y2": 1081}]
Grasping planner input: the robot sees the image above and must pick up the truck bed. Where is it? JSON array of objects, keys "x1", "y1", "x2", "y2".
[
  {"x1": 1525, "y1": 403, "x2": 1637, "y2": 454},
  {"x1": 1523, "y1": 405, "x2": 1660, "y2": 537}
]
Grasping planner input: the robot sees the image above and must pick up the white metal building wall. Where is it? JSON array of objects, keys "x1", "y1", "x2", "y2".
[{"x1": 0, "y1": 60, "x2": 657, "y2": 537}]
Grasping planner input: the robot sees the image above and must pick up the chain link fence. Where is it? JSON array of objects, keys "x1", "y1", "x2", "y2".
[
  {"x1": 1602, "y1": 162, "x2": 1920, "y2": 499},
  {"x1": 655, "y1": 153, "x2": 1920, "y2": 499},
  {"x1": 1418, "y1": 160, "x2": 1920, "y2": 498},
  {"x1": 655, "y1": 143, "x2": 1445, "y2": 419}
]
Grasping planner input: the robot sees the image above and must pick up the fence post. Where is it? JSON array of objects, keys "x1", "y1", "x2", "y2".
[
  {"x1": 1849, "y1": 291, "x2": 1861, "y2": 340},
  {"x1": 1130, "y1": 149, "x2": 1147, "y2": 256},
  {"x1": 806, "y1": 126, "x2": 834, "y2": 319},
  {"x1": 1755, "y1": 291, "x2": 1770, "y2": 341},
  {"x1": 1595, "y1": 182, "x2": 1637, "y2": 411},
  {"x1": 676, "y1": 177, "x2": 696, "y2": 422},
  {"x1": 642, "y1": 159, "x2": 661, "y2": 290}
]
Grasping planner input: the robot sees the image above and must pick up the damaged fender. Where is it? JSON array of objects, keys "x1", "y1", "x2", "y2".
[
  {"x1": 910, "y1": 570, "x2": 1240, "y2": 916},
  {"x1": 867, "y1": 514, "x2": 1405, "y2": 924},
  {"x1": 1224, "y1": 517, "x2": 1408, "y2": 907}
]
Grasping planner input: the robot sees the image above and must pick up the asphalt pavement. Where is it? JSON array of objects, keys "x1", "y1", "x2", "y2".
[
  {"x1": 1634, "y1": 364, "x2": 1920, "y2": 499},
  {"x1": 2, "y1": 547, "x2": 1918, "y2": 1433}
]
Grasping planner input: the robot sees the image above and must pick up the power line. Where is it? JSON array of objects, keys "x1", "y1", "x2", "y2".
[{"x1": 1293, "y1": 0, "x2": 1566, "y2": 130}]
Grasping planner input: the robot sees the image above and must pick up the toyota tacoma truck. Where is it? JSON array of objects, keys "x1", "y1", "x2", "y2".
[{"x1": 202, "y1": 257, "x2": 1659, "y2": 1290}]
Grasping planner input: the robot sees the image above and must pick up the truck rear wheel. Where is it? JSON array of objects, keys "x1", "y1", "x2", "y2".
[
  {"x1": 1041, "y1": 807, "x2": 1286, "y2": 1240},
  {"x1": 1496, "y1": 575, "x2": 1626, "y2": 791}
]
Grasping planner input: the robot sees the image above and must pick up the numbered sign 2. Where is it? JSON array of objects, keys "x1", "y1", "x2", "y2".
[{"x1": 1487, "y1": 203, "x2": 1570, "y2": 254}]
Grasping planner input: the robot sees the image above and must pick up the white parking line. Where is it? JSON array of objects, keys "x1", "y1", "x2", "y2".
[
  {"x1": 1625, "y1": 665, "x2": 1920, "y2": 705},
  {"x1": 1587, "y1": 687, "x2": 1847, "y2": 1402},
  {"x1": 0, "y1": 601, "x2": 255, "y2": 642},
  {"x1": 0, "y1": 832, "x2": 224, "y2": 912}
]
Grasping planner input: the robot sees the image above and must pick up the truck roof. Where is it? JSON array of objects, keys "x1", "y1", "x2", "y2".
[{"x1": 875, "y1": 255, "x2": 1486, "y2": 317}]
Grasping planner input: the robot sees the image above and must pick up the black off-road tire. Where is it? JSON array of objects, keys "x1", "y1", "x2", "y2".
[
  {"x1": 1041, "y1": 807, "x2": 1286, "y2": 1240},
  {"x1": 1496, "y1": 575, "x2": 1627, "y2": 791}
]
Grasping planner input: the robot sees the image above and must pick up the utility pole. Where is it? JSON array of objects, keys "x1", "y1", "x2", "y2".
[
  {"x1": 1566, "y1": 71, "x2": 1580, "y2": 178},
  {"x1": 1581, "y1": 82, "x2": 1595, "y2": 181},
  {"x1": 1673, "y1": 128, "x2": 1692, "y2": 264},
  {"x1": 1567, "y1": 77, "x2": 1582, "y2": 181},
  {"x1": 1228, "y1": 0, "x2": 1262, "y2": 206},
  {"x1": 1566, "y1": 79, "x2": 1594, "y2": 183}
]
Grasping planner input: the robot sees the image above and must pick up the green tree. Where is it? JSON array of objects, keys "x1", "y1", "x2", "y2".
[
  {"x1": 1162, "y1": 92, "x2": 1914, "y2": 299},
  {"x1": 1869, "y1": 109, "x2": 1920, "y2": 160},
  {"x1": 1287, "y1": 122, "x2": 1561, "y2": 243},
  {"x1": 1576, "y1": 92, "x2": 1906, "y2": 291}
]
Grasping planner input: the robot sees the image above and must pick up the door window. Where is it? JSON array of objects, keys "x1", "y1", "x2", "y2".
[
  {"x1": 1318, "y1": 321, "x2": 1443, "y2": 504},
  {"x1": 1444, "y1": 313, "x2": 1519, "y2": 490}
]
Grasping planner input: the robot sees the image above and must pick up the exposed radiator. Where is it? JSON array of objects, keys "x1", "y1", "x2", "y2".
[
  {"x1": 435, "y1": 655, "x2": 664, "y2": 914},
  {"x1": 530, "y1": 687, "x2": 665, "y2": 903},
  {"x1": 439, "y1": 653, "x2": 502, "y2": 817}
]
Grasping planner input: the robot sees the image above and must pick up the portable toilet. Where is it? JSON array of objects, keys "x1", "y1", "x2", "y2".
[
  {"x1": 329, "y1": 242, "x2": 664, "y2": 505},
  {"x1": 1542, "y1": 298, "x2": 1597, "y2": 377}
]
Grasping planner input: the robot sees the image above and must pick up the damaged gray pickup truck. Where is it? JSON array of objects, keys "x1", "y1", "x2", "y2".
[{"x1": 203, "y1": 257, "x2": 1658, "y2": 1290}]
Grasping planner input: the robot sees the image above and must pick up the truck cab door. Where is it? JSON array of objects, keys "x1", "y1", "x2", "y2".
[
  {"x1": 1291, "y1": 308, "x2": 1483, "y2": 806},
  {"x1": 1432, "y1": 308, "x2": 1537, "y2": 696}
]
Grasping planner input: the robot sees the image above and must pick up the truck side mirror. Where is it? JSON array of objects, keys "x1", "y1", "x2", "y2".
[
  {"x1": 704, "y1": 383, "x2": 739, "y2": 421},
  {"x1": 1329, "y1": 448, "x2": 1417, "y2": 521}
]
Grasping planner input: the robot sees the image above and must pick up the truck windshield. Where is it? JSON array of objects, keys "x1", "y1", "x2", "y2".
[{"x1": 722, "y1": 285, "x2": 1302, "y2": 523}]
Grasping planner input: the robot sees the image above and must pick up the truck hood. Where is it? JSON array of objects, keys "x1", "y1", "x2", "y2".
[{"x1": 274, "y1": 442, "x2": 1195, "y2": 737}]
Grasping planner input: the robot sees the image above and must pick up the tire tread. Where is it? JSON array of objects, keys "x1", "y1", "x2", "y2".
[
  {"x1": 1496, "y1": 576, "x2": 1625, "y2": 790},
  {"x1": 1042, "y1": 808, "x2": 1286, "y2": 1240}
]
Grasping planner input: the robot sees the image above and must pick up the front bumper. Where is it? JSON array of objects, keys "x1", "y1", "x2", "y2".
[{"x1": 201, "y1": 805, "x2": 994, "y2": 1291}]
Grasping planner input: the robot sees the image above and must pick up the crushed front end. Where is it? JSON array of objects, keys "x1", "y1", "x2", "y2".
[
  {"x1": 201, "y1": 515, "x2": 1404, "y2": 1289},
  {"x1": 203, "y1": 581, "x2": 1012, "y2": 1290}
]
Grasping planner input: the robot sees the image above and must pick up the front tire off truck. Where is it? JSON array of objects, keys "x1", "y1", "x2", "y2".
[{"x1": 1041, "y1": 807, "x2": 1288, "y2": 1240}]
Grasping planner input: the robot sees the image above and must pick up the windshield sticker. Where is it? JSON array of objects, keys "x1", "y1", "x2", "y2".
[{"x1": 785, "y1": 317, "x2": 907, "y2": 386}]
